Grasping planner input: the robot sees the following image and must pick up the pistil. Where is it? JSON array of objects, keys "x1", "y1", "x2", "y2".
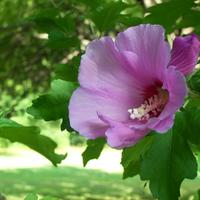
[{"x1": 128, "y1": 89, "x2": 169, "y2": 121}]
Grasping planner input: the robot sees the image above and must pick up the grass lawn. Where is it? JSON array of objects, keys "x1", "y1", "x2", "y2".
[{"x1": 0, "y1": 166, "x2": 199, "y2": 200}]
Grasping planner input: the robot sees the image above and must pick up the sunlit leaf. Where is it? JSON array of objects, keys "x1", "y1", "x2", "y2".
[
  {"x1": 144, "y1": 0, "x2": 194, "y2": 33},
  {"x1": 91, "y1": 1, "x2": 129, "y2": 32},
  {"x1": 27, "y1": 79, "x2": 77, "y2": 131},
  {"x1": 0, "y1": 118, "x2": 66, "y2": 166},
  {"x1": 54, "y1": 56, "x2": 80, "y2": 82}
]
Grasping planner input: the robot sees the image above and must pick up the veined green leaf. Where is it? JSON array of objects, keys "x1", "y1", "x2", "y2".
[
  {"x1": 121, "y1": 135, "x2": 154, "y2": 179},
  {"x1": 27, "y1": 79, "x2": 77, "y2": 131},
  {"x1": 140, "y1": 113, "x2": 197, "y2": 200},
  {"x1": 0, "y1": 118, "x2": 66, "y2": 166}
]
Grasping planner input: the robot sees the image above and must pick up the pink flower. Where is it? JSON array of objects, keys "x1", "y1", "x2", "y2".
[
  {"x1": 69, "y1": 24, "x2": 200, "y2": 149},
  {"x1": 169, "y1": 34, "x2": 200, "y2": 75}
]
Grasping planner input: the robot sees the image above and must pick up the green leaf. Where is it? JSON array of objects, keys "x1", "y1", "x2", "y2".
[
  {"x1": 91, "y1": 1, "x2": 129, "y2": 32},
  {"x1": 53, "y1": 14, "x2": 76, "y2": 34},
  {"x1": 54, "y1": 56, "x2": 80, "y2": 82},
  {"x1": 188, "y1": 69, "x2": 200, "y2": 95},
  {"x1": 24, "y1": 193, "x2": 38, "y2": 200},
  {"x1": 183, "y1": 98, "x2": 200, "y2": 145},
  {"x1": 82, "y1": 138, "x2": 106, "y2": 166},
  {"x1": 27, "y1": 9, "x2": 60, "y2": 33},
  {"x1": 28, "y1": 8, "x2": 59, "y2": 21},
  {"x1": 177, "y1": 10, "x2": 200, "y2": 28},
  {"x1": 140, "y1": 113, "x2": 197, "y2": 200},
  {"x1": 0, "y1": 117, "x2": 21, "y2": 127},
  {"x1": 27, "y1": 79, "x2": 77, "y2": 131},
  {"x1": 144, "y1": 0, "x2": 194, "y2": 33},
  {"x1": 47, "y1": 30, "x2": 80, "y2": 50},
  {"x1": 77, "y1": 0, "x2": 102, "y2": 9},
  {"x1": 121, "y1": 135, "x2": 154, "y2": 179},
  {"x1": 27, "y1": 9, "x2": 77, "y2": 36},
  {"x1": 119, "y1": 16, "x2": 142, "y2": 27},
  {"x1": 0, "y1": 118, "x2": 66, "y2": 166}
]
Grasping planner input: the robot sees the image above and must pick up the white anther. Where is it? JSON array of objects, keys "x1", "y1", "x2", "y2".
[
  {"x1": 128, "y1": 94, "x2": 162, "y2": 121},
  {"x1": 128, "y1": 109, "x2": 133, "y2": 114}
]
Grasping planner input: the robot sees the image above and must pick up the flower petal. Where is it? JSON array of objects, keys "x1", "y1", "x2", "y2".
[
  {"x1": 120, "y1": 50, "x2": 155, "y2": 88},
  {"x1": 160, "y1": 67, "x2": 187, "y2": 119},
  {"x1": 69, "y1": 87, "x2": 136, "y2": 139},
  {"x1": 169, "y1": 34, "x2": 200, "y2": 75},
  {"x1": 115, "y1": 24, "x2": 170, "y2": 79},
  {"x1": 148, "y1": 115, "x2": 174, "y2": 133},
  {"x1": 98, "y1": 113, "x2": 148, "y2": 149},
  {"x1": 106, "y1": 125, "x2": 148, "y2": 149},
  {"x1": 79, "y1": 37, "x2": 142, "y2": 105}
]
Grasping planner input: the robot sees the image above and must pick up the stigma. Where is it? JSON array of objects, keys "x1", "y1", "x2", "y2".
[{"x1": 128, "y1": 89, "x2": 169, "y2": 121}]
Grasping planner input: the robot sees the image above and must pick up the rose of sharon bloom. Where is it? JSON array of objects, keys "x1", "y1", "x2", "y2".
[{"x1": 69, "y1": 24, "x2": 200, "y2": 149}]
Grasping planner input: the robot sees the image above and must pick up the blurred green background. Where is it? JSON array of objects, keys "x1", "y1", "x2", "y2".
[{"x1": 0, "y1": 0, "x2": 200, "y2": 199}]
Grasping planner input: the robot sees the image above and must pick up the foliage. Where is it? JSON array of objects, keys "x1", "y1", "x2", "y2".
[
  {"x1": 27, "y1": 79, "x2": 77, "y2": 131},
  {"x1": 140, "y1": 113, "x2": 197, "y2": 200},
  {"x1": 1, "y1": 0, "x2": 200, "y2": 199},
  {"x1": 188, "y1": 69, "x2": 200, "y2": 94},
  {"x1": 121, "y1": 135, "x2": 154, "y2": 179},
  {"x1": 82, "y1": 138, "x2": 106, "y2": 166},
  {"x1": 0, "y1": 118, "x2": 66, "y2": 166}
]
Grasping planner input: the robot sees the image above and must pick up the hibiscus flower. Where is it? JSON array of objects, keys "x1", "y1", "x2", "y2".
[{"x1": 69, "y1": 24, "x2": 200, "y2": 148}]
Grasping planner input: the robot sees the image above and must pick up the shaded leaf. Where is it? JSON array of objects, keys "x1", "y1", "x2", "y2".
[
  {"x1": 82, "y1": 138, "x2": 106, "y2": 166},
  {"x1": 77, "y1": 0, "x2": 103, "y2": 9},
  {"x1": 121, "y1": 135, "x2": 154, "y2": 179},
  {"x1": 119, "y1": 16, "x2": 142, "y2": 27},
  {"x1": 140, "y1": 113, "x2": 197, "y2": 200},
  {"x1": 27, "y1": 8, "x2": 60, "y2": 33},
  {"x1": 53, "y1": 14, "x2": 76, "y2": 34},
  {"x1": 183, "y1": 98, "x2": 200, "y2": 145},
  {"x1": 27, "y1": 9, "x2": 76, "y2": 36},
  {"x1": 28, "y1": 8, "x2": 59, "y2": 20},
  {"x1": 176, "y1": 10, "x2": 200, "y2": 34},
  {"x1": 48, "y1": 30, "x2": 80, "y2": 50},
  {"x1": 188, "y1": 69, "x2": 200, "y2": 95}
]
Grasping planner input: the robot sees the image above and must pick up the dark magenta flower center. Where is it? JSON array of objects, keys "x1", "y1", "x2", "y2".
[{"x1": 128, "y1": 87, "x2": 169, "y2": 121}]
